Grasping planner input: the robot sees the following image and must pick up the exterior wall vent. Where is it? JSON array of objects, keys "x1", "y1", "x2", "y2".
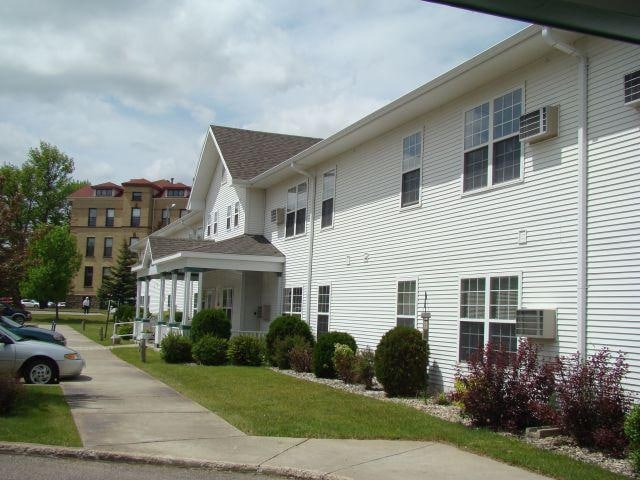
[
  {"x1": 271, "y1": 208, "x2": 285, "y2": 225},
  {"x1": 515, "y1": 309, "x2": 557, "y2": 340},
  {"x1": 519, "y1": 106, "x2": 559, "y2": 144},
  {"x1": 624, "y1": 70, "x2": 640, "y2": 107}
]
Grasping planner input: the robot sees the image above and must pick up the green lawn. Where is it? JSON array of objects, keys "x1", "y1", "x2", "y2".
[
  {"x1": 0, "y1": 385, "x2": 81, "y2": 446},
  {"x1": 112, "y1": 347, "x2": 626, "y2": 480}
]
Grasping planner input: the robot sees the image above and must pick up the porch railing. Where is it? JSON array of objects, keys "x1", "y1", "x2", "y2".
[{"x1": 231, "y1": 330, "x2": 267, "y2": 339}]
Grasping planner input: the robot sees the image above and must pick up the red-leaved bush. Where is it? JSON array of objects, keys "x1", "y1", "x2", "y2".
[
  {"x1": 453, "y1": 339, "x2": 556, "y2": 431},
  {"x1": 555, "y1": 348, "x2": 631, "y2": 457}
]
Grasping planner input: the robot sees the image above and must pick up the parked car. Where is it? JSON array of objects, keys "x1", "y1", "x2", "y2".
[
  {"x1": 0, "y1": 324, "x2": 84, "y2": 384},
  {"x1": 21, "y1": 299, "x2": 39, "y2": 308},
  {"x1": 0, "y1": 316, "x2": 66, "y2": 346},
  {"x1": 0, "y1": 302, "x2": 32, "y2": 323}
]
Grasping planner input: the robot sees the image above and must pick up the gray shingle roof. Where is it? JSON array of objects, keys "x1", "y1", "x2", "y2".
[
  {"x1": 148, "y1": 235, "x2": 284, "y2": 261},
  {"x1": 211, "y1": 125, "x2": 322, "y2": 180}
]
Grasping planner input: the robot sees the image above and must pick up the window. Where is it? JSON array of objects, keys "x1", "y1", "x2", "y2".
[
  {"x1": 234, "y1": 202, "x2": 239, "y2": 227},
  {"x1": 85, "y1": 237, "x2": 95, "y2": 257},
  {"x1": 161, "y1": 208, "x2": 170, "y2": 226},
  {"x1": 396, "y1": 280, "x2": 417, "y2": 327},
  {"x1": 321, "y1": 169, "x2": 335, "y2": 228},
  {"x1": 166, "y1": 189, "x2": 185, "y2": 197},
  {"x1": 459, "y1": 275, "x2": 519, "y2": 361},
  {"x1": 102, "y1": 267, "x2": 111, "y2": 281},
  {"x1": 95, "y1": 189, "x2": 112, "y2": 197},
  {"x1": 226, "y1": 205, "x2": 231, "y2": 230},
  {"x1": 317, "y1": 285, "x2": 330, "y2": 336},
  {"x1": 463, "y1": 89, "x2": 522, "y2": 192},
  {"x1": 88, "y1": 208, "x2": 97, "y2": 227},
  {"x1": 206, "y1": 224, "x2": 211, "y2": 237},
  {"x1": 132, "y1": 191, "x2": 142, "y2": 201},
  {"x1": 286, "y1": 182, "x2": 307, "y2": 237},
  {"x1": 83, "y1": 266, "x2": 93, "y2": 287},
  {"x1": 179, "y1": 208, "x2": 188, "y2": 218},
  {"x1": 213, "y1": 211, "x2": 218, "y2": 235},
  {"x1": 283, "y1": 287, "x2": 303, "y2": 317},
  {"x1": 105, "y1": 208, "x2": 115, "y2": 227},
  {"x1": 222, "y1": 288, "x2": 233, "y2": 321},
  {"x1": 401, "y1": 132, "x2": 422, "y2": 207},
  {"x1": 129, "y1": 236, "x2": 138, "y2": 246},
  {"x1": 131, "y1": 207, "x2": 141, "y2": 227},
  {"x1": 103, "y1": 237, "x2": 113, "y2": 258}
]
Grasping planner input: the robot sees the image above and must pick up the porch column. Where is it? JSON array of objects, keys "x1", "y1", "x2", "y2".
[
  {"x1": 158, "y1": 275, "x2": 166, "y2": 322},
  {"x1": 196, "y1": 272, "x2": 203, "y2": 312},
  {"x1": 276, "y1": 273, "x2": 283, "y2": 316},
  {"x1": 135, "y1": 280, "x2": 141, "y2": 318},
  {"x1": 183, "y1": 271, "x2": 192, "y2": 324},
  {"x1": 170, "y1": 271, "x2": 177, "y2": 323},
  {"x1": 143, "y1": 277, "x2": 150, "y2": 318}
]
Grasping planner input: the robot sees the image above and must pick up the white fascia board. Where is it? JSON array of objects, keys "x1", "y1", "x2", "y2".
[
  {"x1": 188, "y1": 127, "x2": 218, "y2": 211},
  {"x1": 153, "y1": 251, "x2": 285, "y2": 273}
]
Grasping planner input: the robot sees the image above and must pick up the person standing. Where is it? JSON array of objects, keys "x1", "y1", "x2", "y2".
[{"x1": 82, "y1": 296, "x2": 90, "y2": 314}]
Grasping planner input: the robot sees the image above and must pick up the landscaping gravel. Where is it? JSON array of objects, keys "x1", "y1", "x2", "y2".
[{"x1": 273, "y1": 368, "x2": 635, "y2": 478}]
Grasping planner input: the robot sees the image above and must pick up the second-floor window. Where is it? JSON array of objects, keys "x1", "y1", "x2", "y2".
[
  {"x1": 234, "y1": 202, "x2": 239, "y2": 227},
  {"x1": 131, "y1": 207, "x2": 141, "y2": 227},
  {"x1": 162, "y1": 208, "x2": 170, "y2": 226},
  {"x1": 102, "y1": 267, "x2": 111, "y2": 281},
  {"x1": 95, "y1": 188, "x2": 112, "y2": 197},
  {"x1": 132, "y1": 191, "x2": 142, "y2": 201},
  {"x1": 213, "y1": 211, "x2": 218, "y2": 235},
  {"x1": 321, "y1": 169, "x2": 335, "y2": 228},
  {"x1": 105, "y1": 208, "x2": 115, "y2": 227},
  {"x1": 401, "y1": 132, "x2": 422, "y2": 207},
  {"x1": 85, "y1": 237, "x2": 95, "y2": 257},
  {"x1": 226, "y1": 205, "x2": 231, "y2": 230},
  {"x1": 286, "y1": 182, "x2": 307, "y2": 237},
  {"x1": 167, "y1": 189, "x2": 185, "y2": 197},
  {"x1": 103, "y1": 237, "x2": 113, "y2": 258},
  {"x1": 463, "y1": 88, "x2": 522, "y2": 192},
  {"x1": 84, "y1": 266, "x2": 93, "y2": 287},
  {"x1": 88, "y1": 208, "x2": 97, "y2": 226}
]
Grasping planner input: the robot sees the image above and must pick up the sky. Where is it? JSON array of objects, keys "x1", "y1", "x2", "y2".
[{"x1": 0, "y1": 0, "x2": 526, "y2": 185}]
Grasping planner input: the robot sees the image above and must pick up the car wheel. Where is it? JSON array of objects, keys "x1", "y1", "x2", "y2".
[
  {"x1": 23, "y1": 358, "x2": 58, "y2": 384},
  {"x1": 12, "y1": 314, "x2": 25, "y2": 325}
]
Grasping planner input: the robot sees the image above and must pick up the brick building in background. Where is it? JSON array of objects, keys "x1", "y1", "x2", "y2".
[{"x1": 68, "y1": 178, "x2": 191, "y2": 307}]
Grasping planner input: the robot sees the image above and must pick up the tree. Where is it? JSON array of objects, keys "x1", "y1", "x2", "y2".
[
  {"x1": 20, "y1": 225, "x2": 81, "y2": 321},
  {"x1": 98, "y1": 239, "x2": 138, "y2": 306},
  {"x1": 0, "y1": 174, "x2": 27, "y2": 304}
]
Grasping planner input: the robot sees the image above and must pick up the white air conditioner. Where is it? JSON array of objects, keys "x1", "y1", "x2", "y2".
[
  {"x1": 519, "y1": 106, "x2": 559, "y2": 144},
  {"x1": 624, "y1": 70, "x2": 640, "y2": 108},
  {"x1": 271, "y1": 208, "x2": 285, "y2": 225},
  {"x1": 515, "y1": 309, "x2": 557, "y2": 340}
]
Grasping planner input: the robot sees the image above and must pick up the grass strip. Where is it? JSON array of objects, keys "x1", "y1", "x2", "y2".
[
  {"x1": 0, "y1": 385, "x2": 81, "y2": 447},
  {"x1": 112, "y1": 347, "x2": 626, "y2": 480}
]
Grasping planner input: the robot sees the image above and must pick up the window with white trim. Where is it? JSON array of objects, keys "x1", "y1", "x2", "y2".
[
  {"x1": 226, "y1": 205, "x2": 231, "y2": 230},
  {"x1": 401, "y1": 132, "x2": 422, "y2": 207},
  {"x1": 213, "y1": 211, "x2": 218, "y2": 235},
  {"x1": 317, "y1": 285, "x2": 330, "y2": 336},
  {"x1": 321, "y1": 169, "x2": 335, "y2": 228},
  {"x1": 286, "y1": 182, "x2": 307, "y2": 237},
  {"x1": 222, "y1": 288, "x2": 233, "y2": 321},
  {"x1": 463, "y1": 88, "x2": 522, "y2": 192},
  {"x1": 459, "y1": 275, "x2": 519, "y2": 361},
  {"x1": 283, "y1": 287, "x2": 303, "y2": 318},
  {"x1": 234, "y1": 201, "x2": 239, "y2": 227},
  {"x1": 396, "y1": 280, "x2": 417, "y2": 327}
]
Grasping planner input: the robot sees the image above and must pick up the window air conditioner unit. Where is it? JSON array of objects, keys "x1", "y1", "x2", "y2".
[
  {"x1": 519, "y1": 106, "x2": 559, "y2": 144},
  {"x1": 515, "y1": 309, "x2": 557, "y2": 340},
  {"x1": 271, "y1": 208, "x2": 285, "y2": 225},
  {"x1": 624, "y1": 70, "x2": 640, "y2": 108}
]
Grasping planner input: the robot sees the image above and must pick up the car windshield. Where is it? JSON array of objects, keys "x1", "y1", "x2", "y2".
[
  {"x1": 0, "y1": 315, "x2": 22, "y2": 328},
  {"x1": 0, "y1": 324, "x2": 24, "y2": 342}
]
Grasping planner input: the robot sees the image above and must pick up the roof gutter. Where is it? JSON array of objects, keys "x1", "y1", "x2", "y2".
[
  {"x1": 542, "y1": 27, "x2": 588, "y2": 359},
  {"x1": 290, "y1": 162, "x2": 316, "y2": 326}
]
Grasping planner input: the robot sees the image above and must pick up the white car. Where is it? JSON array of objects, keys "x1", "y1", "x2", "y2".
[
  {"x1": 0, "y1": 325, "x2": 85, "y2": 384},
  {"x1": 21, "y1": 299, "x2": 39, "y2": 309}
]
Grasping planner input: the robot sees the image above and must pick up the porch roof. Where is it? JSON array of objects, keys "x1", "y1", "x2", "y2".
[{"x1": 133, "y1": 235, "x2": 285, "y2": 276}]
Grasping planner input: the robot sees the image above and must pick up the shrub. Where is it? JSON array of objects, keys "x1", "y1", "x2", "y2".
[
  {"x1": 114, "y1": 304, "x2": 134, "y2": 322},
  {"x1": 117, "y1": 323, "x2": 133, "y2": 336},
  {"x1": 227, "y1": 335, "x2": 263, "y2": 366},
  {"x1": 355, "y1": 348, "x2": 376, "y2": 389},
  {"x1": 162, "y1": 311, "x2": 183, "y2": 322},
  {"x1": 333, "y1": 343, "x2": 356, "y2": 383},
  {"x1": 190, "y1": 308, "x2": 231, "y2": 342},
  {"x1": 192, "y1": 335, "x2": 228, "y2": 366},
  {"x1": 289, "y1": 336, "x2": 313, "y2": 373},
  {"x1": 555, "y1": 348, "x2": 630, "y2": 456},
  {"x1": 374, "y1": 326, "x2": 428, "y2": 397},
  {"x1": 625, "y1": 405, "x2": 640, "y2": 474},
  {"x1": 453, "y1": 339, "x2": 556, "y2": 431},
  {"x1": 435, "y1": 392, "x2": 450, "y2": 406},
  {"x1": 265, "y1": 315, "x2": 314, "y2": 365},
  {"x1": 160, "y1": 333, "x2": 192, "y2": 363},
  {"x1": 313, "y1": 331, "x2": 357, "y2": 379},
  {"x1": 271, "y1": 335, "x2": 296, "y2": 369},
  {"x1": 0, "y1": 373, "x2": 23, "y2": 416}
]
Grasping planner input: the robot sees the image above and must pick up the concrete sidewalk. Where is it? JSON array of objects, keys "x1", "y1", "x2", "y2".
[{"x1": 58, "y1": 325, "x2": 549, "y2": 480}]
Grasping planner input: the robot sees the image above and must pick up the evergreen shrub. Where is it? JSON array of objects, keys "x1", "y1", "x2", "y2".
[
  {"x1": 193, "y1": 335, "x2": 228, "y2": 366},
  {"x1": 160, "y1": 333, "x2": 192, "y2": 363},
  {"x1": 313, "y1": 331, "x2": 357, "y2": 378},
  {"x1": 265, "y1": 315, "x2": 314, "y2": 366},
  {"x1": 227, "y1": 335, "x2": 263, "y2": 366},
  {"x1": 190, "y1": 308, "x2": 231, "y2": 342}
]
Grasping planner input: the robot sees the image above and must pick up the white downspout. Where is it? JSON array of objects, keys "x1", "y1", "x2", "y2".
[
  {"x1": 290, "y1": 163, "x2": 316, "y2": 326},
  {"x1": 542, "y1": 27, "x2": 588, "y2": 357}
]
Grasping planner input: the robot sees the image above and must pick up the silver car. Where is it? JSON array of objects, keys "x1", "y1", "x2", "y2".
[{"x1": 0, "y1": 324, "x2": 85, "y2": 384}]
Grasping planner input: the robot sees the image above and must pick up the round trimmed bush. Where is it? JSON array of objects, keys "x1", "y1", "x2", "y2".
[
  {"x1": 227, "y1": 335, "x2": 263, "y2": 366},
  {"x1": 190, "y1": 308, "x2": 231, "y2": 342},
  {"x1": 374, "y1": 326, "x2": 428, "y2": 397},
  {"x1": 265, "y1": 315, "x2": 314, "y2": 365},
  {"x1": 160, "y1": 333, "x2": 192, "y2": 363},
  {"x1": 313, "y1": 331, "x2": 357, "y2": 378},
  {"x1": 192, "y1": 334, "x2": 228, "y2": 365}
]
